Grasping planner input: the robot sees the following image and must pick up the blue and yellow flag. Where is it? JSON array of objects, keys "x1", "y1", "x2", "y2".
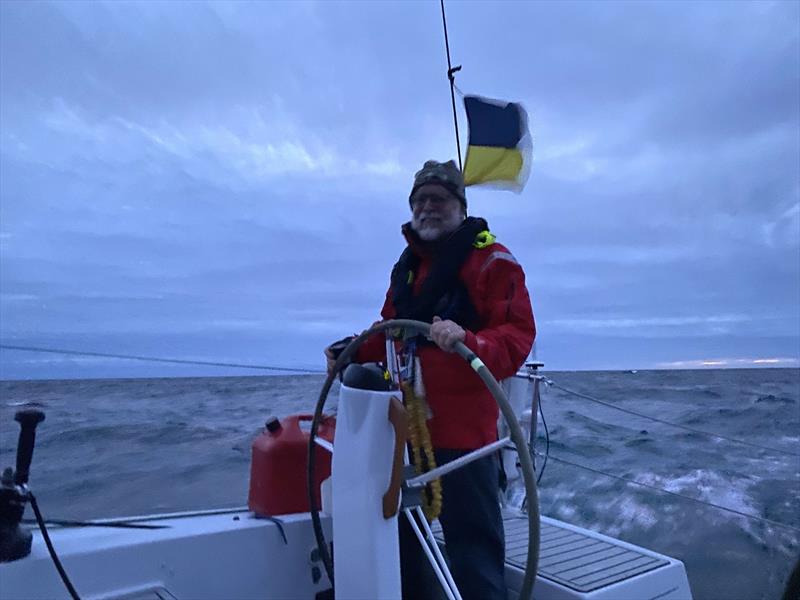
[{"x1": 462, "y1": 95, "x2": 531, "y2": 191}]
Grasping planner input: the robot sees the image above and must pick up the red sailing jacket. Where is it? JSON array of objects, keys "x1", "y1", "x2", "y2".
[{"x1": 356, "y1": 225, "x2": 536, "y2": 449}]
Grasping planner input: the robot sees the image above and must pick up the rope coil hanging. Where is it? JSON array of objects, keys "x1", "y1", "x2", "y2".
[{"x1": 402, "y1": 381, "x2": 443, "y2": 520}]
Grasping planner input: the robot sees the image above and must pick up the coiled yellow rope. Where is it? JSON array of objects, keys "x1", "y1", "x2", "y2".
[{"x1": 401, "y1": 380, "x2": 442, "y2": 521}]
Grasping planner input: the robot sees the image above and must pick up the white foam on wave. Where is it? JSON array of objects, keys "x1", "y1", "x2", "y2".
[
  {"x1": 633, "y1": 468, "x2": 784, "y2": 544},
  {"x1": 605, "y1": 495, "x2": 658, "y2": 537},
  {"x1": 638, "y1": 469, "x2": 759, "y2": 517},
  {"x1": 539, "y1": 479, "x2": 660, "y2": 538},
  {"x1": 617, "y1": 495, "x2": 658, "y2": 528},
  {"x1": 537, "y1": 485, "x2": 583, "y2": 523},
  {"x1": 584, "y1": 468, "x2": 798, "y2": 547},
  {"x1": 552, "y1": 501, "x2": 578, "y2": 521},
  {"x1": 742, "y1": 453, "x2": 798, "y2": 476}
]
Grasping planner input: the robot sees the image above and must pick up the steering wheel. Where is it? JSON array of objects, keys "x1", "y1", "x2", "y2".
[{"x1": 307, "y1": 319, "x2": 540, "y2": 600}]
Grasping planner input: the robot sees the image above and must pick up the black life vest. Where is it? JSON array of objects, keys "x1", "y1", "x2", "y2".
[{"x1": 390, "y1": 217, "x2": 489, "y2": 331}]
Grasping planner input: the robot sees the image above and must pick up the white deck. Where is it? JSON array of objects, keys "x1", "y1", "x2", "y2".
[
  {"x1": 0, "y1": 508, "x2": 691, "y2": 600},
  {"x1": 433, "y1": 510, "x2": 692, "y2": 600}
]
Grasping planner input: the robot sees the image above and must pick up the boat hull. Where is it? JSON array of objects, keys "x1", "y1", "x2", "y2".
[
  {"x1": 0, "y1": 507, "x2": 692, "y2": 600},
  {"x1": 0, "y1": 508, "x2": 332, "y2": 600}
]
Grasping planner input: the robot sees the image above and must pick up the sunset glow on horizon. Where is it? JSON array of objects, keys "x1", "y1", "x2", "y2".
[{"x1": 658, "y1": 357, "x2": 799, "y2": 369}]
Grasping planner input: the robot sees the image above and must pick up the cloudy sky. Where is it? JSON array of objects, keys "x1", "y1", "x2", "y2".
[{"x1": 0, "y1": 0, "x2": 798, "y2": 379}]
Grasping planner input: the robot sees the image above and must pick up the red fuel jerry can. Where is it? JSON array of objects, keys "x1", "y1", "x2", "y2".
[{"x1": 248, "y1": 414, "x2": 336, "y2": 516}]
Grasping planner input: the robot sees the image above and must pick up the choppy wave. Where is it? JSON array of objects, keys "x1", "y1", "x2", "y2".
[{"x1": 1, "y1": 368, "x2": 798, "y2": 600}]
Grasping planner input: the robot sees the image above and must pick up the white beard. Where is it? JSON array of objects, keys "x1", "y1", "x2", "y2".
[{"x1": 412, "y1": 210, "x2": 464, "y2": 241}]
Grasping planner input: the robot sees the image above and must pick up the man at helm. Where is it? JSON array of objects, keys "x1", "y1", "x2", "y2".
[{"x1": 326, "y1": 159, "x2": 535, "y2": 600}]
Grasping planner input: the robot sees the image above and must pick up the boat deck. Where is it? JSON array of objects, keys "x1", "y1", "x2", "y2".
[{"x1": 432, "y1": 511, "x2": 669, "y2": 594}]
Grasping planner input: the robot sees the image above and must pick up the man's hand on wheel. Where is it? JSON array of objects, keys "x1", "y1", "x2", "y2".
[{"x1": 430, "y1": 316, "x2": 466, "y2": 352}]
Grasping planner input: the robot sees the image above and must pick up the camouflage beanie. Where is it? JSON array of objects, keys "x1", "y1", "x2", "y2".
[{"x1": 409, "y1": 159, "x2": 467, "y2": 210}]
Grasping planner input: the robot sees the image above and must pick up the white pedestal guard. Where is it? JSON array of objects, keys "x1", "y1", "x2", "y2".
[{"x1": 331, "y1": 384, "x2": 403, "y2": 600}]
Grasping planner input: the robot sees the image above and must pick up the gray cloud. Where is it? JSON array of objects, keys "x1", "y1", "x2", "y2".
[{"x1": 1, "y1": 0, "x2": 798, "y2": 377}]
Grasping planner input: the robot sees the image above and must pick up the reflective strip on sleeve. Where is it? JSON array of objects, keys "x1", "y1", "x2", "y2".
[{"x1": 480, "y1": 251, "x2": 518, "y2": 273}]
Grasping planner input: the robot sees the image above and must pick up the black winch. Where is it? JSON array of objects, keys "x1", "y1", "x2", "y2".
[{"x1": 0, "y1": 407, "x2": 45, "y2": 563}]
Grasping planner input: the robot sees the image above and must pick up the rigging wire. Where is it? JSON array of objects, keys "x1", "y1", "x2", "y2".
[
  {"x1": 29, "y1": 493, "x2": 81, "y2": 600},
  {"x1": 539, "y1": 452, "x2": 800, "y2": 534},
  {"x1": 521, "y1": 382, "x2": 550, "y2": 512},
  {"x1": 440, "y1": 0, "x2": 463, "y2": 170},
  {"x1": 6, "y1": 346, "x2": 797, "y2": 535},
  {"x1": 4, "y1": 344, "x2": 793, "y2": 463},
  {"x1": 524, "y1": 377, "x2": 799, "y2": 533},
  {"x1": 0, "y1": 344, "x2": 325, "y2": 375},
  {"x1": 544, "y1": 378, "x2": 800, "y2": 458},
  {"x1": 21, "y1": 518, "x2": 167, "y2": 530},
  {"x1": 536, "y1": 388, "x2": 550, "y2": 485}
]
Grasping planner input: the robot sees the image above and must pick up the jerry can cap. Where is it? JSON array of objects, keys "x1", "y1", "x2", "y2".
[{"x1": 265, "y1": 416, "x2": 282, "y2": 433}]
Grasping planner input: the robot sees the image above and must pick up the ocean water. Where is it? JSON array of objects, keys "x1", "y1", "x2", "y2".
[{"x1": 1, "y1": 368, "x2": 798, "y2": 600}]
